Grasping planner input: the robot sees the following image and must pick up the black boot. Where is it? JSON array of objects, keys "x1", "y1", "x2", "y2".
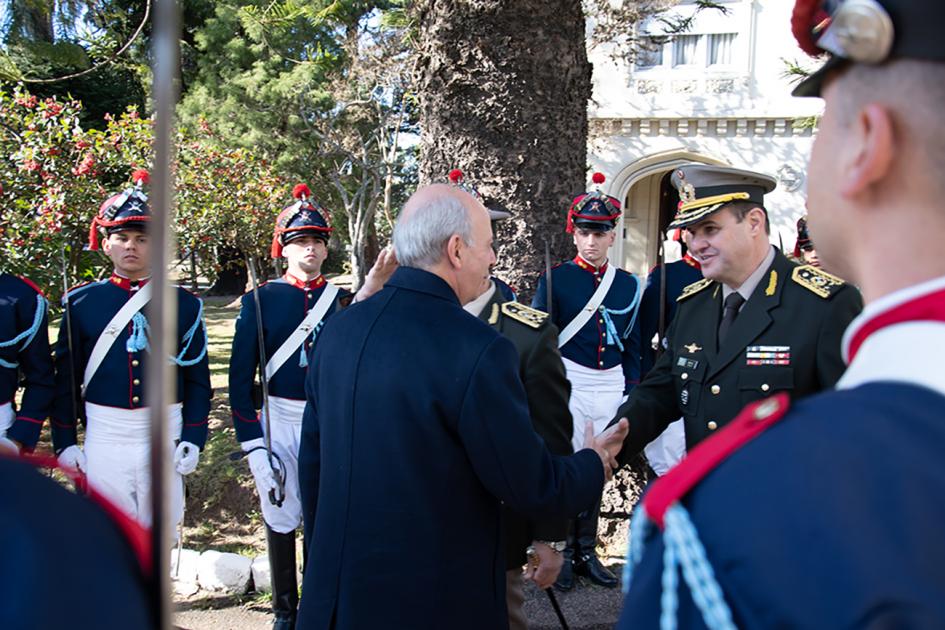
[
  {"x1": 266, "y1": 526, "x2": 298, "y2": 630},
  {"x1": 572, "y1": 502, "x2": 617, "y2": 588},
  {"x1": 553, "y1": 532, "x2": 576, "y2": 591}
]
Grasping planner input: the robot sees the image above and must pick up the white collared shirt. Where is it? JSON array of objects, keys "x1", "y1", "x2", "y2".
[{"x1": 722, "y1": 245, "x2": 776, "y2": 310}]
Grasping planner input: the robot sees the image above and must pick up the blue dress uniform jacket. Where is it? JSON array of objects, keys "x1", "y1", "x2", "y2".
[
  {"x1": 614, "y1": 250, "x2": 862, "y2": 462},
  {"x1": 532, "y1": 257, "x2": 642, "y2": 393},
  {"x1": 619, "y1": 385, "x2": 945, "y2": 628},
  {"x1": 297, "y1": 267, "x2": 604, "y2": 630},
  {"x1": 228, "y1": 274, "x2": 349, "y2": 442},
  {"x1": 638, "y1": 257, "x2": 703, "y2": 376},
  {"x1": 1, "y1": 457, "x2": 153, "y2": 629},
  {"x1": 51, "y1": 275, "x2": 211, "y2": 450},
  {"x1": 0, "y1": 274, "x2": 53, "y2": 449},
  {"x1": 617, "y1": 277, "x2": 945, "y2": 628}
]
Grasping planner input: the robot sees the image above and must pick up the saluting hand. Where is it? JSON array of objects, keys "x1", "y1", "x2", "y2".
[
  {"x1": 354, "y1": 246, "x2": 399, "y2": 303},
  {"x1": 585, "y1": 418, "x2": 629, "y2": 482}
]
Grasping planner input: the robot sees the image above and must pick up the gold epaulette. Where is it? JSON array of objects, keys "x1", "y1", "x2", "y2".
[
  {"x1": 792, "y1": 265, "x2": 846, "y2": 298},
  {"x1": 501, "y1": 301, "x2": 548, "y2": 329},
  {"x1": 677, "y1": 278, "x2": 713, "y2": 302}
]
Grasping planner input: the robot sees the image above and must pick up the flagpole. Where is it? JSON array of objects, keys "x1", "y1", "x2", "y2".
[{"x1": 148, "y1": 0, "x2": 181, "y2": 627}]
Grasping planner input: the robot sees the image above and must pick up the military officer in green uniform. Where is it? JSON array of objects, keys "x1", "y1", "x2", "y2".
[{"x1": 612, "y1": 164, "x2": 862, "y2": 461}]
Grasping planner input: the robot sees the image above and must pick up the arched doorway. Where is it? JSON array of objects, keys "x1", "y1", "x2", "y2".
[{"x1": 608, "y1": 150, "x2": 728, "y2": 277}]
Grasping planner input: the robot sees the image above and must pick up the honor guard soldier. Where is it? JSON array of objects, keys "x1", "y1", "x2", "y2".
[
  {"x1": 229, "y1": 184, "x2": 351, "y2": 630},
  {"x1": 51, "y1": 169, "x2": 211, "y2": 529},
  {"x1": 0, "y1": 273, "x2": 53, "y2": 454},
  {"x1": 619, "y1": 1, "x2": 945, "y2": 627},
  {"x1": 532, "y1": 172, "x2": 643, "y2": 590},
  {"x1": 458, "y1": 175, "x2": 573, "y2": 629},
  {"x1": 611, "y1": 164, "x2": 861, "y2": 459},
  {"x1": 792, "y1": 215, "x2": 821, "y2": 267}
]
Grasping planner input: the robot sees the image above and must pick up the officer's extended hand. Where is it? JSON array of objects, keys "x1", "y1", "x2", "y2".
[
  {"x1": 0, "y1": 436, "x2": 20, "y2": 455},
  {"x1": 523, "y1": 541, "x2": 564, "y2": 589},
  {"x1": 354, "y1": 246, "x2": 399, "y2": 302},
  {"x1": 585, "y1": 418, "x2": 629, "y2": 481},
  {"x1": 57, "y1": 444, "x2": 87, "y2": 473},
  {"x1": 174, "y1": 441, "x2": 200, "y2": 475},
  {"x1": 243, "y1": 439, "x2": 278, "y2": 495}
]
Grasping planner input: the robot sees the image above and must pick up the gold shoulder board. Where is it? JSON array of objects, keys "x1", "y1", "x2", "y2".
[
  {"x1": 791, "y1": 265, "x2": 845, "y2": 298},
  {"x1": 501, "y1": 301, "x2": 548, "y2": 329},
  {"x1": 677, "y1": 278, "x2": 713, "y2": 302}
]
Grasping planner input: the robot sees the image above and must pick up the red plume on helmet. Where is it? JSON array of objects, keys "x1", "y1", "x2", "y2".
[
  {"x1": 591, "y1": 172, "x2": 606, "y2": 185},
  {"x1": 791, "y1": 0, "x2": 832, "y2": 56},
  {"x1": 448, "y1": 169, "x2": 464, "y2": 184},
  {"x1": 292, "y1": 183, "x2": 311, "y2": 200},
  {"x1": 132, "y1": 169, "x2": 150, "y2": 187}
]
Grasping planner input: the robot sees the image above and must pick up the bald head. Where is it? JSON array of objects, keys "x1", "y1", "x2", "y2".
[{"x1": 394, "y1": 184, "x2": 486, "y2": 270}]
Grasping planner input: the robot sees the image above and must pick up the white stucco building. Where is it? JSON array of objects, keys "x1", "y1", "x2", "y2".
[{"x1": 588, "y1": 0, "x2": 823, "y2": 276}]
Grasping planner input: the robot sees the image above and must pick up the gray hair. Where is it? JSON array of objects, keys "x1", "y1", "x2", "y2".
[{"x1": 393, "y1": 192, "x2": 473, "y2": 269}]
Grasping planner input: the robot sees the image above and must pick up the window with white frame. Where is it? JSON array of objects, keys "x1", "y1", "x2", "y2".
[
  {"x1": 707, "y1": 33, "x2": 737, "y2": 65},
  {"x1": 672, "y1": 34, "x2": 700, "y2": 66}
]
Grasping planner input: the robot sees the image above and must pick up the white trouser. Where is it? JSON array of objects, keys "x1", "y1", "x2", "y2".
[
  {"x1": 256, "y1": 396, "x2": 304, "y2": 534},
  {"x1": 84, "y1": 402, "x2": 184, "y2": 530},
  {"x1": 643, "y1": 419, "x2": 686, "y2": 476},
  {"x1": 0, "y1": 402, "x2": 12, "y2": 437},
  {"x1": 563, "y1": 358, "x2": 625, "y2": 453}
]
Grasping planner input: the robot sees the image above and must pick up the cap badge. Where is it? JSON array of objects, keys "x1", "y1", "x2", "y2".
[{"x1": 676, "y1": 171, "x2": 696, "y2": 205}]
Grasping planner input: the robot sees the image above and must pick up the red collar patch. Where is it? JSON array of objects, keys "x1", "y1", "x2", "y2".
[
  {"x1": 109, "y1": 274, "x2": 151, "y2": 291},
  {"x1": 284, "y1": 272, "x2": 325, "y2": 290},
  {"x1": 573, "y1": 255, "x2": 608, "y2": 275},
  {"x1": 683, "y1": 252, "x2": 701, "y2": 270},
  {"x1": 643, "y1": 393, "x2": 790, "y2": 529}
]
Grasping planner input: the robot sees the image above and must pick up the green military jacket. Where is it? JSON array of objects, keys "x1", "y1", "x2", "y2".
[
  {"x1": 616, "y1": 249, "x2": 862, "y2": 463},
  {"x1": 476, "y1": 290, "x2": 574, "y2": 569}
]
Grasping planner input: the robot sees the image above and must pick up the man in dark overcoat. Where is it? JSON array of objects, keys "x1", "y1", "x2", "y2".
[{"x1": 296, "y1": 183, "x2": 628, "y2": 630}]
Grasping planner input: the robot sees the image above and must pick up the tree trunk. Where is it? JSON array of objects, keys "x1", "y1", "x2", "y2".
[
  {"x1": 206, "y1": 246, "x2": 248, "y2": 296},
  {"x1": 414, "y1": 0, "x2": 591, "y2": 300}
]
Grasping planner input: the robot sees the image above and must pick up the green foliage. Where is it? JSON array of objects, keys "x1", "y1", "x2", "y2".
[
  {"x1": 0, "y1": 85, "x2": 293, "y2": 302},
  {"x1": 0, "y1": 85, "x2": 151, "y2": 301}
]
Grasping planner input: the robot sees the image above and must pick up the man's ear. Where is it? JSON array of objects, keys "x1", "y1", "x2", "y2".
[
  {"x1": 747, "y1": 207, "x2": 766, "y2": 234},
  {"x1": 445, "y1": 234, "x2": 464, "y2": 269},
  {"x1": 840, "y1": 103, "x2": 895, "y2": 199}
]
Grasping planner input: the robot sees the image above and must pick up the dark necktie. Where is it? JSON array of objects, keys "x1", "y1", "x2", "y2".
[{"x1": 718, "y1": 292, "x2": 745, "y2": 346}]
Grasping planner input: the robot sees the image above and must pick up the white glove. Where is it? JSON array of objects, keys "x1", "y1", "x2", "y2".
[
  {"x1": 57, "y1": 445, "x2": 87, "y2": 473},
  {"x1": 173, "y1": 441, "x2": 200, "y2": 475},
  {"x1": 0, "y1": 436, "x2": 20, "y2": 455},
  {"x1": 243, "y1": 438, "x2": 278, "y2": 495}
]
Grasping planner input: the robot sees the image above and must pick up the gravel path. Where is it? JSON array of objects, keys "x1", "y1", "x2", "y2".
[{"x1": 174, "y1": 562, "x2": 626, "y2": 629}]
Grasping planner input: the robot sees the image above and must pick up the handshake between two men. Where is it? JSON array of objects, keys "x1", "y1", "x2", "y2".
[{"x1": 585, "y1": 418, "x2": 630, "y2": 482}]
